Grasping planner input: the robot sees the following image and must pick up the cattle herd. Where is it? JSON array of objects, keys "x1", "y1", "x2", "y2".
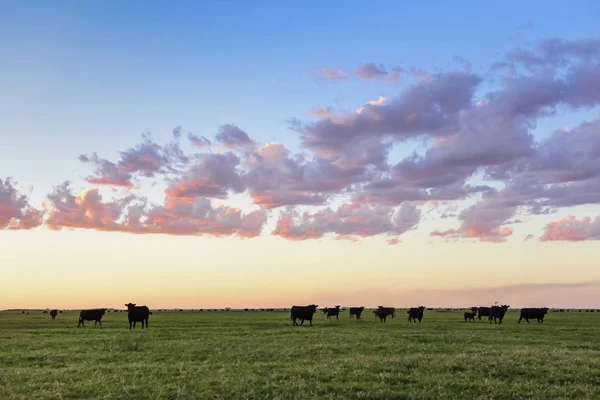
[
  {"x1": 289, "y1": 305, "x2": 552, "y2": 326},
  {"x1": 22, "y1": 304, "x2": 587, "y2": 328}
]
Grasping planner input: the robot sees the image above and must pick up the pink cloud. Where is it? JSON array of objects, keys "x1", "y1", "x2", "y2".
[
  {"x1": 166, "y1": 152, "x2": 244, "y2": 200},
  {"x1": 44, "y1": 182, "x2": 266, "y2": 238},
  {"x1": 215, "y1": 124, "x2": 256, "y2": 152},
  {"x1": 273, "y1": 203, "x2": 420, "y2": 241},
  {"x1": 541, "y1": 215, "x2": 600, "y2": 242},
  {"x1": 306, "y1": 106, "x2": 333, "y2": 118},
  {"x1": 355, "y1": 63, "x2": 402, "y2": 82},
  {"x1": 0, "y1": 178, "x2": 43, "y2": 230},
  {"x1": 188, "y1": 133, "x2": 212, "y2": 148},
  {"x1": 313, "y1": 66, "x2": 350, "y2": 82}
]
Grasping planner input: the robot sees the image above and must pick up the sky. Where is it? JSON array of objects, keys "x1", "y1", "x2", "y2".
[{"x1": 2, "y1": 1, "x2": 600, "y2": 309}]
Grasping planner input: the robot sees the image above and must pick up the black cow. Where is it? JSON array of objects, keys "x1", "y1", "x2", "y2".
[
  {"x1": 291, "y1": 305, "x2": 318, "y2": 326},
  {"x1": 125, "y1": 303, "x2": 151, "y2": 329},
  {"x1": 324, "y1": 305, "x2": 341, "y2": 319},
  {"x1": 518, "y1": 308, "x2": 549, "y2": 324},
  {"x1": 349, "y1": 307, "x2": 365, "y2": 319},
  {"x1": 464, "y1": 311, "x2": 476, "y2": 322},
  {"x1": 373, "y1": 307, "x2": 395, "y2": 323},
  {"x1": 477, "y1": 307, "x2": 491, "y2": 320},
  {"x1": 42, "y1": 310, "x2": 48, "y2": 314},
  {"x1": 407, "y1": 306, "x2": 425, "y2": 323},
  {"x1": 50, "y1": 309, "x2": 58, "y2": 320},
  {"x1": 489, "y1": 305, "x2": 510, "y2": 324},
  {"x1": 377, "y1": 306, "x2": 395, "y2": 319},
  {"x1": 78, "y1": 309, "x2": 106, "y2": 327}
]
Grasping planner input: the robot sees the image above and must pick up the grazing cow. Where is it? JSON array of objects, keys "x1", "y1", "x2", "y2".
[
  {"x1": 50, "y1": 309, "x2": 58, "y2": 320},
  {"x1": 125, "y1": 303, "x2": 151, "y2": 329},
  {"x1": 489, "y1": 305, "x2": 510, "y2": 324},
  {"x1": 377, "y1": 306, "x2": 395, "y2": 319},
  {"x1": 518, "y1": 308, "x2": 549, "y2": 324},
  {"x1": 464, "y1": 311, "x2": 476, "y2": 322},
  {"x1": 373, "y1": 307, "x2": 395, "y2": 323},
  {"x1": 349, "y1": 307, "x2": 365, "y2": 319},
  {"x1": 78, "y1": 309, "x2": 106, "y2": 327},
  {"x1": 325, "y1": 306, "x2": 341, "y2": 319},
  {"x1": 407, "y1": 306, "x2": 426, "y2": 323},
  {"x1": 321, "y1": 307, "x2": 329, "y2": 315},
  {"x1": 42, "y1": 310, "x2": 48, "y2": 314},
  {"x1": 291, "y1": 305, "x2": 318, "y2": 326}
]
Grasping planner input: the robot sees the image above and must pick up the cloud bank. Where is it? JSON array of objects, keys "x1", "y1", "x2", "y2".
[{"x1": 3, "y1": 38, "x2": 600, "y2": 244}]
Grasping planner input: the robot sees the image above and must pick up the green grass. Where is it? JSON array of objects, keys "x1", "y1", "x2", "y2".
[{"x1": 1, "y1": 309, "x2": 599, "y2": 399}]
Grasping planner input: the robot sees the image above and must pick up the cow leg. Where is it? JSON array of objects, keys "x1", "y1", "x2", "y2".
[
  {"x1": 99, "y1": 320, "x2": 102, "y2": 326},
  {"x1": 518, "y1": 316, "x2": 522, "y2": 324},
  {"x1": 141, "y1": 320, "x2": 144, "y2": 329},
  {"x1": 292, "y1": 317, "x2": 297, "y2": 326},
  {"x1": 300, "y1": 319, "x2": 304, "y2": 326},
  {"x1": 309, "y1": 318, "x2": 313, "y2": 327}
]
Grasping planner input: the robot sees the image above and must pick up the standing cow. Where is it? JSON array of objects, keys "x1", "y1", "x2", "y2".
[
  {"x1": 349, "y1": 307, "x2": 365, "y2": 319},
  {"x1": 519, "y1": 308, "x2": 549, "y2": 324},
  {"x1": 373, "y1": 307, "x2": 395, "y2": 323},
  {"x1": 489, "y1": 305, "x2": 510, "y2": 324},
  {"x1": 477, "y1": 307, "x2": 491, "y2": 320},
  {"x1": 125, "y1": 303, "x2": 151, "y2": 329},
  {"x1": 50, "y1": 309, "x2": 58, "y2": 320},
  {"x1": 407, "y1": 306, "x2": 426, "y2": 323},
  {"x1": 78, "y1": 309, "x2": 106, "y2": 327},
  {"x1": 324, "y1": 305, "x2": 341, "y2": 319},
  {"x1": 291, "y1": 305, "x2": 318, "y2": 326}
]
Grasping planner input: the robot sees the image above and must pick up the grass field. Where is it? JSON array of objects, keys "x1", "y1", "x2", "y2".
[{"x1": 1, "y1": 309, "x2": 599, "y2": 399}]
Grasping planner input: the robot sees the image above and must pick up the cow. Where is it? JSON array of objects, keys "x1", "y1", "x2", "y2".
[
  {"x1": 42, "y1": 310, "x2": 48, "y2": 314},
  {"x1": 373, "y1": 307, "x2": 395, "y2": 323},
  {"x1": 125, "y1": 303, "x2": 151, "y2": 329},
  {"x1": 50, "y1": 309, "x2": 58, "y2": 320},
  {"x1": 407, "y1": 306, "x2": 425, "y2": 323},
  {"x1": 324, "y1": 305, "x2": 341, "y2": 319},
  {"x1": 349, "y1": 307, "x2": 365, "y2": 319},
  {"x1": 464, "y1": 311, "x2": 476, "y2": 322},
  {"x1": 78, "y1": 309, "x2": 106, "y2": 327},
  {"x1": 477, "y1": 307, "x2": 491, "y2": 320},
  {"x1": 518, "y1": 308, "x2": 549, "y2": 324},
  {"x1": 489, "y1": 305, "x2": 510, "y2": 324},
  {"x1": 291, "y1": 305, "x2": 318, "y2": 326},
  {"x1": 377, "y1": 306, "x2": 395, "y2": 319},
  {"x1": 321, "y1": 307, "x2": 329, "y2": 315}
]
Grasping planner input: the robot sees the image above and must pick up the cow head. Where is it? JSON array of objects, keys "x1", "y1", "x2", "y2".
[
  {"x1": 542, "y1": 307, "x2": 549, "y2": 314},
  {"x1": 335, "y1": 305, "x2": 341, "y2": 309},
  {"x1": 321, "y1": 308, "x2": 328, "y2": 314},
  {"x1": 125, "y1": 303, "x2": 136, "y2": 310}
]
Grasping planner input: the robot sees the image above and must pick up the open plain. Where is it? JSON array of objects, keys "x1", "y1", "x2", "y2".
[{"x1": 1, "y1": 309, "x2": 599, "y2": 399}]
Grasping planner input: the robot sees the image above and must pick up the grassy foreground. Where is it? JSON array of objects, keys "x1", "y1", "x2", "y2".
[{"x1": 1, "y1": 309, "x2": 599, "y2": 399}]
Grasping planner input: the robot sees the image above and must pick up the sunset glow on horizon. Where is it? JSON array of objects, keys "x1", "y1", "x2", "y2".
[{"x1": 2, "y1": 2, "x2": 600, "y2": 310}]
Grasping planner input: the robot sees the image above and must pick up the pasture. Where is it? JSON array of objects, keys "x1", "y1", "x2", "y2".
[{"x1": 1, "y1": 309, "x2": 599, "y2": 399}]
